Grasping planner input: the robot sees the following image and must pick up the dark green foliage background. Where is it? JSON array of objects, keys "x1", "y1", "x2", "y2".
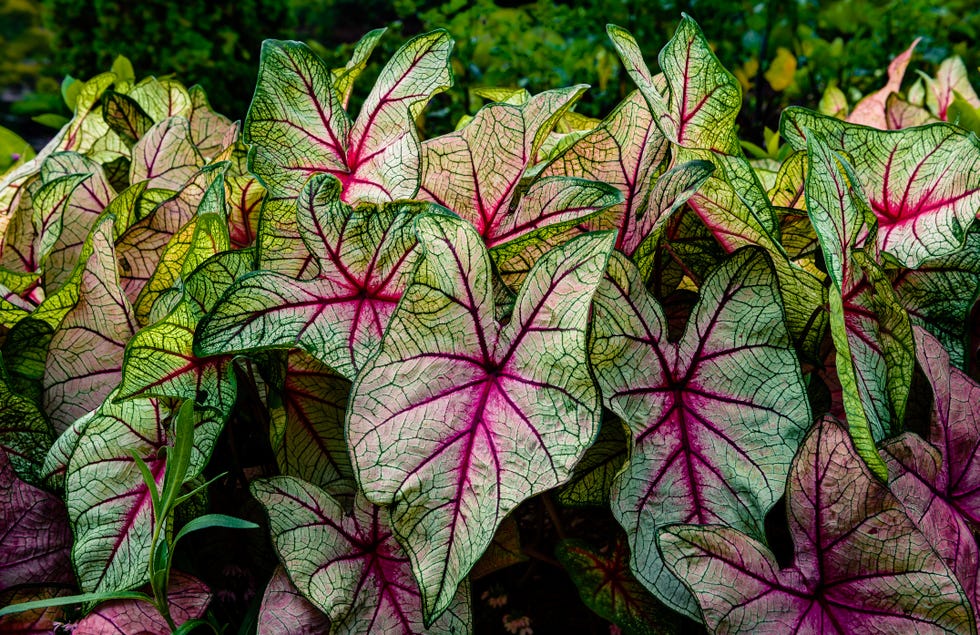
[{"x1": 3, "y1": 0, "x2": 980, "y2": 139}]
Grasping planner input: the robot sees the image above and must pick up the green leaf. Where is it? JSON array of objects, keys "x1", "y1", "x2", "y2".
[
  {"x1": 331, "y1": 28, "x2": 387, "y2": 108},
  {"x1": 556, "y1": 412, "x2": 628, "y2": 508},
  {"x1": 103, "y1": 91, "x2": 155, "y2": 147},
  {"x1": 0, "y1": 373, "x2": 53, "y2": 485},
  {"x1": 0, "y1": 590, "x2": 153, "y2": 619},
  {"x1": 589, "y1": 248, "x2": 809, "y2": 617},
  {"x1": 173, "y1": 513, "x2": 259, "y2": 545},
  {"x1": 557, "y1": 537, "x2": 679, "y2": 635},
  {"x1": 130, "y1": 117, "x2": 204, "y2": 190}
]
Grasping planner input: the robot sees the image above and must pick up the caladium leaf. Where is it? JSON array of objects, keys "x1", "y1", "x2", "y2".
[
  {"x1": 43, "y1": 215, "x2": 137, "y2": 434},
  {"x1": 128, "y1": 77, "x2": 193, "y2": 122},
  {"x1": 130, "y1": 117, "x2": 204, "y2": 190},
  {"x1": 880, "y1": 433, "x2": 980, "y2": 620},
  {"x1": 0, "y1": 376, "x2": 53, "y2": 485},
  {"x1": 102, "y1": 91, "x2": 154, "y2": 147},
  {"x1": 36, "y1": 153, "x2": 116, "y2": 290},
  {"x1": 658, "y1": 417, "x2": 976, "y2": 634},
  {"x1": 348, "y1": 215, "x2": 613, "y2": 619},
  {"x1": 906, "y1": 326, "x2": 980, "y2": 527},
  {"x1": 196, "y1": 174, "x2": 430, "y2": 380},
  {"x1": 606, "y1": 20, "x2": 777, "y2": 244},
  {"x1": 590, "y1": 248, "x2": 809, "y2": 617},
  {"x1": 187, "y1": 85, "x2": 235, "y2": 159},
  {"x1": 118, "y1": 300, "x2": 236, "y2": 417},
  {"x1": 257, "y1": 566, "x2": 331, "y2": 635},
  {"x1": 847, "y1": 39, "x2": 920, "y2": 128},
  {"x1": 331, "y1": 28, "x2": 387, "y2": 108},
  {"x1": 804, "y1": 133, "x2": 913, "y2": 475},
  {"x1": 66, "y1": 394, "x2": 220, "y2": 593},
  {"x1": 268, "y1": 350, "x2": 355, "y2": 501},
  {"x1": 923, "y1": 56, "x2": 980, "y2": 121},
  {"x1": 556, "y1": 536, "x2": 678, "y2": 635},
  {"x1": 133, "y1": 207, "x2": 230, "y2": 325},
  {"x1": 782, "y1": 107, "x2": 980, "y2": 268},
  {"x1": 117, "y1": 162, "x2": 225, "y2": 307},
  {"x1": 890, "y1": 232, "x2": 980, "y2": 369},
  {"x1": 539, "y1": 90, "x2": 667, "y2": 238},
  {"x1": 419, "y1": 86, "x2": 590, "y2": 244},
  {"x1": 0, "y1": 449, "x2": 74, "y2": 592},
  {"x1": 251, "y1": 477, "x2": 472, "y2": 634},
  {"x1": 73, "y1": 571, "x2": 211, "y2": 635},
  {"x1": 246, "y1": 30, "x2": 452, "y2": 204},
  {"x1": 885, "y1": 92, "x2": 938, "y2": 129}
]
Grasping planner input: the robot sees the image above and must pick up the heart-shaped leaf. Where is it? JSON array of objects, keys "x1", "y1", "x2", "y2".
[
  {"x1": 348, "y1": 215, "x2": 613, "y2": 619},
  {"x1": 590, "y1": 247, "x2": 809, "y2": 617},
  {"x1": 782, "y1": 107, "x2": 980, "y2": 268},
  {"x1": 268, "y1": 350, "x2": 355, "y2": 501},
  {"x1": 130, "y1": 117, "x2": 204, "y2": 190},
  {"x1": 257, "y1": 566, "x2": 331, "y2": 635},
  {"x1": 659, "y1": 417, "x2": 976, "y2": 633},
  {"x1": 252, "y1": 477, "x2": 471, "y2": 634},
  {"x1": 247, "y1": 30, "x2": 452, "y2": 205},
  {"x1": 196, "y1": 174, "x2": 431, "y2": 379}
]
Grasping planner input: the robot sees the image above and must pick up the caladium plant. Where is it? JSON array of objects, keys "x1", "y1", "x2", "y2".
[{"x1": 1, "y1": 15, "x2": 980, "y2": 635}]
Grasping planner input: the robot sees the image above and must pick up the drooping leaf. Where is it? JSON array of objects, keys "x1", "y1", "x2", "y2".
[
  {"x1": 782, "y1": 107, "x2": 980, "y2": 268},
  {"x1": 803, "y1": 133, "x2": 913, "y2": 474},
  {"x1": 0, "y1": 449, "x2": 74, "y2": 593},
  {"x1": 556, "y1": 536, "x2": 678, "y2": 635},
  {"x1": 348, "y1": 215, "x2": 614, "y2": 619},
  {"x1": 130, "y1": 117, "x2": 204, "y2": 190},
  {"x1": 658, "y1": 417, "x2": 976, "y2": 634},
  {"x1": 66, "y1": 394, "x2": 220, "y2": 593},
  {"x1": 590, "y1": 248, "x2": 809, "y2": 617},
  {"x1": 252, "y1": 477, "x2": 471, "y2": 634},
  {"x1": 890, "y1": 232, "x2": 980, "y2": 369},
  {"x1": 73, "y1": 571, "x2": 211, "y2": 635},
  {"x1": 257, "y1": 566, "x2": 331, "y2": 635},
  {"x1": 196, "y1": 174, "x2": 430, "y2": 380},
  {"x1": 847, "y1": 39, "x2": 920, "y2": 129},
  {"x1": 246, "y1": 30, "x2": 452, "y2": 205},
  {"x1": 42, "y1": 215, "x2": 137, "y2": 434},
  {"x1": 268, "y1": 350, "x2": 355, "y2": 501}
]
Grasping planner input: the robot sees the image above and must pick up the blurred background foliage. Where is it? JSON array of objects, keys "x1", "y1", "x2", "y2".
[{"x1": 2, "y1": 0, "x2": 980, "y2": 145}]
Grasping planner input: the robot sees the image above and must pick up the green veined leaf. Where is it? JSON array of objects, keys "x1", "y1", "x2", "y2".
[
  {"x1": 348, "y1": 214, "x2": 613, "y2": 620},
  {"x1": 252, "y1": 478, "x2": 471, "y2": 633}
]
